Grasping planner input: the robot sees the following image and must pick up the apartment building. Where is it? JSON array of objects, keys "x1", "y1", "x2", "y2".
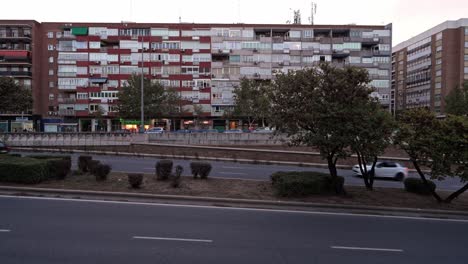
[
  {"x1": 392, "y1": 19, "x2": 468, "y2": 115},
  {"x1": 0, "y1": 20, "x2": 392, "y2": 132}
]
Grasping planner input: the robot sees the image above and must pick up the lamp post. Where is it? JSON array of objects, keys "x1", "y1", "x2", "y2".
[{"x1": 139, "y1": 35, "x2": 145, "y2": 133}]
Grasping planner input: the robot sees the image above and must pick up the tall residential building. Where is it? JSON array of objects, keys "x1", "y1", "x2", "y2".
[
  {"x1": 392, "y1": 19, "x2": 468, "y2": 115},
  {"x1": 0, "y1": 20, "x2": 392, "y2": 132}
]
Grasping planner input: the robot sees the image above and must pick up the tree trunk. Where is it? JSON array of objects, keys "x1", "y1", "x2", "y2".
[
  {"x1": 369, "y1": 156, "x2": 378, "y2": 190},
  {"x1": 444, "y1": 183, "x2": 468, "y2": 203},
  {"x1": 412, "y1": 160, "x2": 443, "y2": 202},
  {"x1": 327, "y1": 156, "x2": 338, "y2": 179},
  {"x1": 356, "y1": 152, "x2": 372, "y2": 190}
]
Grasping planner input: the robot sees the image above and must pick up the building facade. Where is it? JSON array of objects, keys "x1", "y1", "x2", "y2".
[
  {"x1": 392, "y1": 19, "x2": 468, "y2": 115},
  {"x1": 0, "y1": 20, "x2": 392, "y2": 132}
]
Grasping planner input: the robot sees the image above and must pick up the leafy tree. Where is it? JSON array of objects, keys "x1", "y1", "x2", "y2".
[
  {"x1": 444, "y1": 81, "x2": 468, "y2": 116},
  {"x1": 269, "y1": 63, "x2": 373, "y2": 194},
  {"x1": 117, "y1": 74, "x2": 179, "y2": 122},
  {"x1": 232, "y1": 78, "x2": 272, "y2": 128},
  {"x1": 0, "y1": 77, "x2": 33, "y2": 114},
  {"x1": 395, "y1": 108, "x2": 468, "y2": 203},
  {"x1": 351, "y1": 102, "x2": 396, "y2": 190}
]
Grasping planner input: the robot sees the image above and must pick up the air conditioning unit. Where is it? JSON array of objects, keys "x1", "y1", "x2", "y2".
[
  {"x1": 95, "y1": 61, "x2": 101, "y2": 64},
  {"x1": 48, "y1": 111, "x2": 53, "y2": 115},
  {"x1": 218, "y1": 49, "x2": 223, "y2": 53},
  {"x1": 253, "y1": 48, "x2": 258, "y2": 52},
  {"x1": 181, "y1": 49, "x2": 186, "y2": 53},
  {"x1": 193, "y1": 87, "x2": 199, "y2": 91},
  {"x1": 279, "y1": 62, "x2": 284, "y2": 66},
  {"x1": 254, "y1": 73, "x2": 260, "y2": 77},
  {"x1": 162, "y1": 36, "x2": 169, "y2": 40},
  {"x1": 253, "y1": 61, "x2": 258, "y2": 65}
]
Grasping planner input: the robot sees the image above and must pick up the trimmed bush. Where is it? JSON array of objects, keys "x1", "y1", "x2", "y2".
[
  {"x1": 88, "y1": 160, "x2": 101, "y2": 175},
  {"x1": 171, "y1": 165, "x2": 183, "y2": 188},
  {"x1": 404, "y1": 178, "x2": 436, "y2": 195},
  {"x1": 156, "y1": 160, "x2": 173, "y2": 180},
  {"x1": 270, "y1": 171, "x2": 344, "y2": 197},
  {"x1": 128, "y1": 173, "x2": 143, "y2": 188},
  {"x1": 0, "y1": 157, "x2": 50, "y2": 184},
  {"x1": 94, "y1": 164, "x2": 111, "y2": 181},
  {"x1": 28, "y1": 155, "x2": 72, "y2": 180},
  {"x1": 7, "y1": 153, "x2": 22, "y2": 158},
  {"x1": 78, "y1": 155, "x2": 93, "y2": 172},
  {"x1": 190, "y1": 162, "x2": 212, "y2": 179}
]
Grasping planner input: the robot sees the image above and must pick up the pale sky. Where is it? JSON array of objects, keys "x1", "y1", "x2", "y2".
[{"x1": 2, "y1": 0, "x2": 468, "y2": 45}]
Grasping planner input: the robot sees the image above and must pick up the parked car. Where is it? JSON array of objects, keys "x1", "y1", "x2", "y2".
[
  {"x1": 145, "y1": 127, "x2": 164, "y2": 134},
  {"x1": 352, "y1": 161, "x2": 409, "y2": 181},
  {"x1": 0, "y1": 141, "x2": 10, "y2": 154},
  {"x1": 113, "y1": 129, "x2": 131, "y2": 134},
  {"x1": 252, "y1": 127, "x2": 274, "y2": 133},
  {"x1": 223, "y1": 129, "x2": 243, "y2": 133},
  {"x1": 174, "y1": 129, "x2": 192, "y2": 133},
  {"x1": 191, "y1": 129, "x2": 219, "y2": 133}
]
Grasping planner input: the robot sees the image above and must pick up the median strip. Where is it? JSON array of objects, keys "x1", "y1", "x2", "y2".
[
  {"x1": 331, "y1": 246, "x2": 403, "y2": 252},
  {"x1": 219, "y1": 172, "x2": 247, "y2": 175},
  {"x1": 133, "y1": 236, "x2": 213, "y2": 243}
]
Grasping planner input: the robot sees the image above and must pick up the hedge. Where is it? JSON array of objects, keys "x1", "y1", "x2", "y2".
[
  {"x1": 28, "y1": 155, "x2": 72, "y2": 179},
  {"x1": 78, "y1": 155, "x2": 93, "y2": 172},
  {"x1": 404, "y1": 178, "x2": 436, "y2": 195},
  {"x1": 270, "y1": 171, "x2": 344, "y2": 197},
  {"x1": 190, "y1": 162, "x2": 212, "y2": 179},
  {"x1": 156, "y1": 160, "x2": 173, "y2": 180},
  {"x1": 0, "y1": 157, "x2": 50, "y2": 184}
]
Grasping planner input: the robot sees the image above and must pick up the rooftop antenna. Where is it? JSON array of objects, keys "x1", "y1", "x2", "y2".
[
  {"x1": 293, "y1": 10, "x2": 302, "y2": 24},
  {"x1": 308, "y1": 2, "x2": 317, "y2": 25}
]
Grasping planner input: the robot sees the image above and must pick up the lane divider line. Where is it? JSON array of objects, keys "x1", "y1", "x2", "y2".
[
  {"x1": 0, "y1": 229, "x2": 11, "y2": 232},
  {"x1": 331, "y1": 246, "x2": 403, "y2": 252},
  {"x1": 133, "y1": 236, "x2": 212, "y2": 243}
]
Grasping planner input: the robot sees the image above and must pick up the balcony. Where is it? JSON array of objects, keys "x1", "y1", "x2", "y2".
[
  {"x1": 58, "y1": 109, "x2": 76, "y2": 116},
  {"x1": 0, "y1": 71, "x2": 32, "y2": 77},
  {"x1": 57, "y1": 98, "x2": 77, "y2": 104},
  {"x1": 0, "y1": 33, "x2": 32, "y2": 41}
]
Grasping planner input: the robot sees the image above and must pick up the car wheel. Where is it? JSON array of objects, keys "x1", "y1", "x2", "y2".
[{"x1": 394, "y1": 172, "x2": 404, "y2": 181}]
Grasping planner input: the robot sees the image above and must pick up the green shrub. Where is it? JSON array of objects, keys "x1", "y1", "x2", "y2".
[
  {"x1": 78, "y1": 155, "x2": 93, "y2": 172},
  {"x1": 128, "y1": 173, "x2": 143, "y2": 188},
  {"x1": 94, "y1": 164, "x2": 111, "y2": 181},
  {"x1": 88, "y1": 160, "x2": 101, "y2": 175},
  {"x1": 0, "y1": 157, "x2": 50, "y2": 184},
  {"x1": 190, "y1": 162, "x2": 212, "y2": 179},
  {"x1": 270, "y1": 171, "x2": 344, "y2": 197},
  {"x1": 171, "y1": 165, "x2": 183, "y2": 188},
  {"x1": 156, "y1": 160, "x2": 173, "y2": 180},
  {"x1": 28, "y1": 155, "x2": 72, "y2": 180},
  {"x1": 7, "y1": 153, "x2": 22, "y2": 157},
  {"x1": 404, "y1": 178, "x2": 436, "y2": 195}
]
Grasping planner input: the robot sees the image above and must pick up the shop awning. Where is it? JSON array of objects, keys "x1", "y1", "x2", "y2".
[{"x1": 71, "y1": 27, "x2": 88, "y2": 36}]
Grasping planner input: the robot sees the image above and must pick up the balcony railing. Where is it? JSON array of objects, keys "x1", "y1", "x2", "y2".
[
  {"x1": 0, "y1": 71, "x2": 32, "y2": 77},
  {"x1": 58, "y1": 109, "x2": 76, "y2": 116}
]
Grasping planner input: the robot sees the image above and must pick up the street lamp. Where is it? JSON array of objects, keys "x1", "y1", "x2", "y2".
[{"x1": 139, "y1": 35, "x2": 145, "y2": 133}]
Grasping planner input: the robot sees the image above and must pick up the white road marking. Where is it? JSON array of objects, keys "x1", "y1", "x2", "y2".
[
  {"x1": 1, "y1": 195, "x2": 468, "y2": 223},
  {"x1": 0, "y1": 229, "x2": 11, "y2": 232},
  {"x1": 133, "y1": 236, "x2": 212, "y2": 243},
  {"x1": 221, "y1": 166, "x2": 247, "y2": 169},
  {"x1": 219, "y1": 172, "x2": 247, "y2": 175},
  {"x1": 331, "y1": 246, "x2": 403, "y2": 252}
]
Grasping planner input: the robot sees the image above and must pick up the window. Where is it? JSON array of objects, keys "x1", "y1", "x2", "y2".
[
  {"x1": 47, "y1": 32, "x2": 54, "y2": 38},
  {"x1": 49, "y1": 81, "x2": 55, "y2": 88},
  {"x1": 56, "y1": 32, "x2": 62, "y2": 38},
  {"x1": 465, "y1": 42, "x2": 468, "y2": 48},
  {"x1": 436, "y1": 32, "x2": 442, "y2": 41},
  {"x1": 49, "y1": 69, "x2": 54, "y2": 76},
  {"x1": 436, "y1": 46, "x2": 442, "y2": 52},
  {"x1": 49, "y1": 94, "x2": 54, "y2": 100},
  {"x1": 49, "y1": 56, "x2": 54, "y2": 63},
  {"x1": 435, "y1": 82, "x2": 442, "y2": 89},
  {"x1": 436, "y1": 58, "x2": 442, "y2": 65},
  {"x1": 48, "y1": 44, "x2": 55, "y2": 51},
  {"x1": 465, "y1": 67, "x2": 468, "y2": 74},
  {"x1": 303, "y1": 30, "x2": 313, "y2": 38},
  {"x1": 436, "y1": 70, "x2": 442, "y2": 76}
]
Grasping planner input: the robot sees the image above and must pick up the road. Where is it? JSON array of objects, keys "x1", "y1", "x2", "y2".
[
  {"x1": 12, "y1": 151, "x2": 465, "y2": 191},
  {"x1": 1, "y1": 195, "x2": 467, "y2": 264}
]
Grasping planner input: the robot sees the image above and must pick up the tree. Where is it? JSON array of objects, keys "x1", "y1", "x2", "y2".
[
  {"x1": 269, "y1": 63, "x2": 373, "y2": 194},
  {"x1": 117, "y1": 74, "x2": 180, "y2": 122},
  {"x1": 395, "y1": 108, "x2": 468, "y2": 203},
  {"x1": 445, "y1": 81, "x2": 468, "y2": 116},
  {"x1": 351, "y1": 102, "x2": 396, "y2": 190},
  {"x1": 232, "y1": 78, "x2": 272, "y2": 128},
  {"x1": 0, "y1": 77, "x2": 33, "y2": 114}
]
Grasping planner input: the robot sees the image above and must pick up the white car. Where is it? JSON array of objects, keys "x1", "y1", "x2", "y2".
[
  {"x1": 352, "y1": 161, "x2": 408, "y2": 181},
  {"x1": 145, "y1": 127, "x2": 164, "y2": 134}
]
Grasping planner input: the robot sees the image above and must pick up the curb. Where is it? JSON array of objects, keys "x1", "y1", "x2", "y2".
[{"x1": 1, "y1": 185, "x2": 467, "y2": 218}]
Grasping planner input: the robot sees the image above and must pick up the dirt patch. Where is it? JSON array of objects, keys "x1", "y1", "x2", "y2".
[{"x1": 12, "y1": 172, "x2": 468, "y2": 212}]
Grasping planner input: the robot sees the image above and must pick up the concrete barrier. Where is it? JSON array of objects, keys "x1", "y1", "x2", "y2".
[
  {"x1": 1, "y1": 132, "x2": 135, "y2": 147},
  {"x1": 147, "y1": 132, "x2": 286, "y2": 145}
]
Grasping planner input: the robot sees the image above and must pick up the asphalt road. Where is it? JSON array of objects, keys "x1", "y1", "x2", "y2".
[
  {"x1": 12, "y1": 151, "x2": 465, "y2": 191},
  {"x1": 1, "y1": 195, "x2": 468, "y2": 264}
]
